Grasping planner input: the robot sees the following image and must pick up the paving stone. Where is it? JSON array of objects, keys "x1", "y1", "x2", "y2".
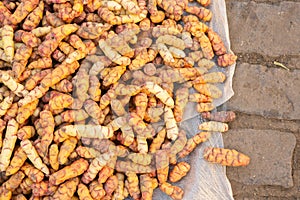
[
  {"x1": 226, "y1": 63, "x2": 300, "y2": 120},
  {"x1": 226, "y1": 1, "x2": 300, "y2": 56},
  {"x1": 223, "y1": 129, "x2": 296, "y2": 188}
]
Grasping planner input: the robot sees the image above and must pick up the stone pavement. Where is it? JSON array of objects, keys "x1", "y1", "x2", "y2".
[{"x1": 223, "y1": 0, "x2": 300, "y2": 199}]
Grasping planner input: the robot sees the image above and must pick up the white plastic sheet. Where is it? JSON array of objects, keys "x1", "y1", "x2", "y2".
[{"x1": 153, "y1": 0, "x2": 236, "y2": 199}]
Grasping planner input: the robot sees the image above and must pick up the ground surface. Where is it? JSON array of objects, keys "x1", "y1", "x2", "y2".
[{"x1": 224, "y1": 0, "x2": 300, "y2": 199}]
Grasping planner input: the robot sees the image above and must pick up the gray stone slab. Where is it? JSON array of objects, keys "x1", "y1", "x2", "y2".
[
  {"x1": 226, "y1": 1, "x2": 300, "y2": 56},
  {"x1": 223, "y1": 129, "x2": 296, "y2": 188},
  {"x1": 226, "y1": 63, "x2": 300, "y2": 120}
]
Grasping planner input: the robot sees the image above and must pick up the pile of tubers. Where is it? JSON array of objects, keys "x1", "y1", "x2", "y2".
[{"x1": 0, "y1": 0, "x2": 249, "y2": 199}]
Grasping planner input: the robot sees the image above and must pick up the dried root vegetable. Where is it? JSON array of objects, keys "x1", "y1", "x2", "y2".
[
  {"x1": 193, "y1": 83, "x2": 222, "y2": 99},
  {"x1": 76, "y1": 146, "x2": 99, "y2": 159},
  {"x1": 192, "y1": 72, "x2": 226, "y2": 84},
  {"x1": 0, "y1": 93, "x2": 14, "y2": 117},
  {"x1": 16, "y1": 99, "x2": 39, "y2": 124},
  {"x1": 14, "y1": 30, "x2": 41, "y2": 48},
  {"x1": 1, "y1": 25, "x2": 14, "y2": 63},
  {"x1": 21, "y1": 163, "x2": 44, "y2": 183},
  {"x1": 51, "y1": 79, "x2": 73, "y2": 93},
  {"x1": 49, "y1": 144, "x2": 59, "y2": 171},
  {"x1": 52, "y1": 177, "x2": 79, "y2": 200},
  {"x1": 197, "y1": 102, "x2": 215, "y2": 112},
  {"x1": 54, "y1": 109, "x2": 89, "y2": 125},
  {"x1": 140, "y1": 174, "x2": 154, "y2": 200},
  {"x1": 168, "y1": 130, "x2": 187, "y2": 164},
  {"x1": 22, "y1": 1, "x2": 44, "y2": 31},
  {"x1": 189, "y1": 93, "x2": 212, "y2": 103},
  {"x1": 38, "y1": 24, "x2": 79, "y2": 57},
  {"x1": 156, "y1": 149, "x2": 169, "y2": 183},
  {"x1": 12, "y1": 44, "x2": 33, "y2": 79},
  {"x1": 116, "y1": 160, "x2": 155, "y2": 174},
  {"x1": 202, "y1": 111, "x2": 236, "y2": 122},
  {"x1": 0, "y1": 186, "x2": 12, "y2": 200},
  {"x1": 159, "y1": 182, "x2": 184, "y2": 200},
  {"x1": 0, "y1": 72, "x2": 28, "y2": 97},
  {"x1": 77, "y1": 183, "x2": 93, "y2": 200},
  {"x1": 199, "y1": 121, "x2": 229, "y2": 132},
  {"x1": 185, "y1": 6, "x2": 212, "y2": 22},
  {"x1": 82, "y1": 151, "x2": 116, "y2": 184},
  {"x1": 89, "y1": 180, "x2": 106, "y2": 199},
  {"x1": 20, "y1": 139, "x2": 49, "y2": 175},
  {"x1": 112, "y1": 173, "x2": 125, "y2": 199},
  {"x1": 5, "y1": 147, "x2": 27, "y2": 176},
  {"x1": 0, "y1": 119, "x2": 18, "y2": 172},
  {"x1": 169, "y1": 162, "x2": 190, "y2": 182},
  {"x1": 25, "y1": 69, "x2": 52, "y2": 91},
  {"x1": 144, "y1": 82, "x2": 174, "y2": 108},
  {"x1": 204, "y1": 147, "x2": 250, "y2": 167},
  {"x1": 9, "y1": 0, "x2": 39, "y2": 25},
  {"x1": 98, "y1": 166, "x2": 114, "y2": 183},
  {"x1": 31, "y1": 180, "x2": 57, "y2": 197},
  {"x1": 178, "y1": 132, "x2": 211, "y2": 158},
  {"x1": 35, "y1": 110, "x2": 55, "y2": 157},
  {"x1": 49, "y1": 92, "x2": 74, "y2": 110},
  {"x1": 19, "y1": 177, "x2": 33, "y2": 195},
  {"x1": 125, "y1": 172, "x2": 141, "y2": 199},
  {"x1": 55, "y1": 124, "x2": 114, "y2": 140},
  {"x1": 217, "y1": 53, "x2": 238, "y2": 67},
  {"x1": 2, "y1": 171, "x2": 25, "y2": 191},
  {"x1": 49, "y1": 158, "x2": 89, "y2": 185},
  {"x1": 58, "y1": 137, "x2": 78, "y2": 165},
  {"x1": 127, "y1": 153, "x2": 152, "y2": 166},
  {"x1": 149, "y1": 128, "x2": 166, "y2": 153},
  {"x1": 164, "y1": 106, "x2": 179, "y2": 141},
  {"x1": 174, "y1": 87, "x2": 189, "y2": 122},
  {"x1": 0, "y1": 119, "x2": 6, "y2": 148}
]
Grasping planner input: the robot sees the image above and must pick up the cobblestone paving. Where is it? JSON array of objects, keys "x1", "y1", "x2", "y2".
[{"x1": 224, "y1": 0, "x2": 300, "y2": 199}]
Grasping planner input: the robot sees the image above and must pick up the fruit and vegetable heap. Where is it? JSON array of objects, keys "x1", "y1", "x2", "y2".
[{"x1": 0, "y1": 0, "x2": 250, "y2": 199}]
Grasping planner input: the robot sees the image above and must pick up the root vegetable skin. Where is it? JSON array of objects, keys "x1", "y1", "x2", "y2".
[
  {"x1": 52, "y1": 177, "x2": 79, "y2": 200},
  {"x1": 202, "y1": 111, "x2": 236, "y2": 122},
  {"x1": 169, "y1": 162, "x2": 191, "y2": 182},
  {"x1": 0, "y1": 119, "x2": 19, "y2": 172},
  {"x1": 0, "y1": 94, "x2": 14, "y2": 117},
  {"x1": 49, "y1": 144, "x2": 59, "y2": 171},
  {"x1": 58, "y1": 137, "x2": 78, "y2": 165},
  {"x1": 125, "y1": 172, "x2": 141, "y2": 199},
  {"x1": 0, "y1": 72, "x2": 28, "y2": 97},
  {"x1": 198, "y1": 121, "x2": 229, "y2": 132},
  {"x1": 21, "y1": 163, "x2": 44, "y2": 183},
  {"x1": 174, "y1": 87, "x2": 189, "y2": 122},
  {"x1": 1, "y1": 25, "x2": 14, "y2": 63},
  {"x1": 38, "y1": 24, "x2": 79, "y2": 57},
  {"x1": 140, "y1": 174, "x2": 154, "y2": 200},
  {"x1": 5, "y1": 147, "x2": 27, "y2": 176},
  {"x1": 178, "y1": 132, "x2": 211, "y2": 158},
  {"x1": 217, "y1": 53, "x2": 238, "y2": 67},
  {"x1": 31, "y1": 181, "x2": 57, "y2": 197},
  {"x1": 77, "y1": 183, "x2": 93, "y2": 200},
  {"x1": 164, "y1": 106, "x2": 179, "y2": 141},
  {"x1": 159, "y1": 182, "x2": 184, "y2": 200},
  {"x1": 89, "y1": 181, "x2": 106, "y2": 199},
  {"x1": 20, "y1": 139, "x2": 49, "y2": 175},
  {"x1": 144, "y1": 82, "x2": 174, "y2": 108},
  {"x1": 49, "y1": 158, "x2": 89, "y2": 185},
  {"x1": 81, "y1": 152, "x2": 115, "y2": 184},
  {"x1": 204, "y1": 147, "x2": 250, "y2": 167}
]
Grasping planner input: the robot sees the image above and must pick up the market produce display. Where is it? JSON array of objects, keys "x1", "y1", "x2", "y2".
[{"x1": 0, "y1": 0, "x2": 249, "y2": 199}]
